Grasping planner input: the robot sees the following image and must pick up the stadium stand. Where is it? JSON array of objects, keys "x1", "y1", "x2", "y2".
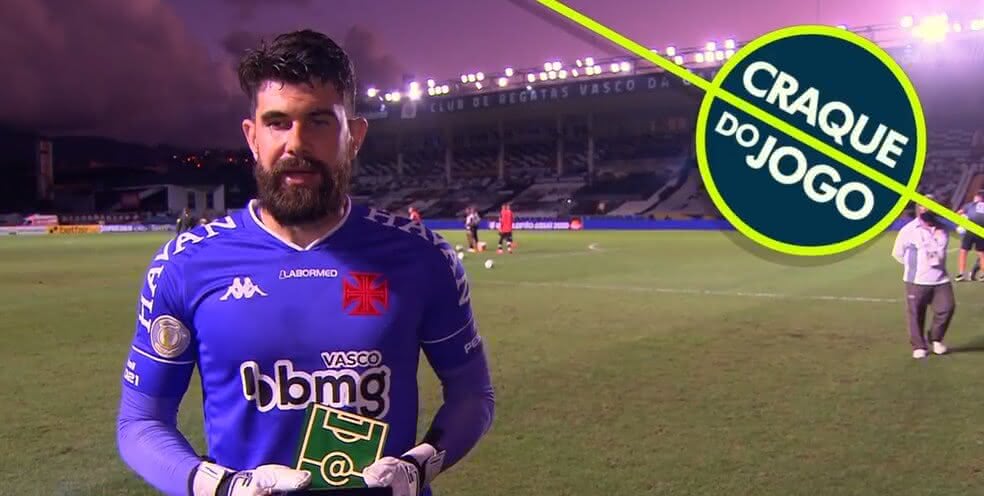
[{"x1": 4, "y1": 26, "x2": 984, "y2": 226}]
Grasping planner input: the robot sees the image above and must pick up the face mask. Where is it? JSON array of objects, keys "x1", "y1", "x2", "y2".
[{"x1": 919, "y1": 211, "x2": 938, "y2": 224}]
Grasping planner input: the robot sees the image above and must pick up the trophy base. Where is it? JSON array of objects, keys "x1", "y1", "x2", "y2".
[{"x1": 291, "y1": 488, "x2": 393, "y2": 495}]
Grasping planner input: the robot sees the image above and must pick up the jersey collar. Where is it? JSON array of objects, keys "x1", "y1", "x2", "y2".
[{"x1": 247, "y1": 197, "x2": 352, "y2": 251}]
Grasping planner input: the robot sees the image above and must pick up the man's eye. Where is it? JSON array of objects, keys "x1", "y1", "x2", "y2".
[
  {"x1": 269, "y1": 121, "x2": 290, "y2": 130},
  {"x1": 313, "y1": 119, "x2": 333, "y2": 126}
]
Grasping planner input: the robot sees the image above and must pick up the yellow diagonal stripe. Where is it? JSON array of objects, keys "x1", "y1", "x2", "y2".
[{"x1": 536, "y1": 0, "x2": 984, "y2": 240}]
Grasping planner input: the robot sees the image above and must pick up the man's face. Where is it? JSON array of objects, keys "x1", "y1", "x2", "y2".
[{"x1": 242, "y1": 80, "x2": 367, "y2": 225}]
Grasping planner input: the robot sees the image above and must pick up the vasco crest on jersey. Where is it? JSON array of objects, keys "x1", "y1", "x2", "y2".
[{"x1": 342, "y1": 272, "x2": 389, "y2": 317}]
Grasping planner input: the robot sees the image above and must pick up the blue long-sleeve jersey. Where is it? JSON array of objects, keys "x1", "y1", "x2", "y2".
[{"x1": 119, "y1": 198, "x2": 491, "y2": 492}]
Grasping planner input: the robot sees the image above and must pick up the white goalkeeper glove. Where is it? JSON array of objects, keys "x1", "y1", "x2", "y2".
[
  {"x1": 190, "y1": 461, "x2": 311, "y2": 496},
  {"x1": 363, "y1": 444, "x2": 446, "y2": 496}
]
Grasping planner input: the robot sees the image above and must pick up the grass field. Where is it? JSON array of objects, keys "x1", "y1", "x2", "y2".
[{"x1": 3, "y1": 229, "x2": 984, "y2": 495}]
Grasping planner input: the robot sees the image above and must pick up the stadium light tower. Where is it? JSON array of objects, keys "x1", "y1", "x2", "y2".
[
  {"x1": 666, "y1": 46, "x2": 676, "y2": 57},
  {"x1": 497, "y1": 77, "x2": 508, "y2": 87},
  {"x1": 505, "y1": 67, "x2": 514, "y2": 77},
  {"x1": 367, "y1": 87, "x2": 378, "y2": 98},
  {"x1": 673, "y1": 55, "x2": 684, "y2": 64},
  {"x1": 584, "y1": 57, "x2": 595, "y2": 67},
  {"x1": 705, "y1": 41, "x2": 716, "y2": 51},
  {"x1": 460, "y1": 74, "x2": 468, "y2": 84},
  {"x1": 427, "y1": 79, "x2": 436, "y2": 88},
  {"x1": 527, "y1": 73, "x2": 537, "y2": 83},
  {"x1": 619, "y1": 61, "x2": 631, "y2": 72},
  {"x1": 695, "y1": 52, "x2": 705, "y2": 63},
  {"x1": 476, "y1": 72, "x2": 485, "y2": 81},
  {"x1": 724, "y1": 39, "x2": 736, "y2": 50}
]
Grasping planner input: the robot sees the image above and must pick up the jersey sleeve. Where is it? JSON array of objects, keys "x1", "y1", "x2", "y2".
[
  {"x1": 419, "y1": 235, "x2": 483, "y2": 372},
  {"x1": 121, "y1": 246, "x2": 197, "y2": 398}
]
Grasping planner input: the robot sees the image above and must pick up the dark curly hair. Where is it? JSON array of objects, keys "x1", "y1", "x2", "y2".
[{"x1": 237, "y1": 29, "x2": 356, "y2": 114}]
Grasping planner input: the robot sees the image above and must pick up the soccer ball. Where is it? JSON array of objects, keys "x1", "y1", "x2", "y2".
[
  {"x1": 484, "y1": 259, "x2": 494, "y2": 269},
  {"x1": 457, "y1": 251, "x2": 465, "y2": 260},
  {"x1": 455, "y1": 244, "x2": 462, "y2": 251}
]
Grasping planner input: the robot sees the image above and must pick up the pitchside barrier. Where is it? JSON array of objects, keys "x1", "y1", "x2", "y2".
[
  {"x1": 422, "y1": 216, "x2": 923, "y2": 232},
  {"x1": 0, "y1": 216, "x2": 942, "y2": 236}
]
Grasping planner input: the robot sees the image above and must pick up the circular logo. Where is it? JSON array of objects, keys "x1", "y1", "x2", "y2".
[
  {"x1": 150, "y1": 315, "x2": 191, "y2": 358},
  {"x1": 695, "y1": 25, "x2": 926, "y2": 256}
]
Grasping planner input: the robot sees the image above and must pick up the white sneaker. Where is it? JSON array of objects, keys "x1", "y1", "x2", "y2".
[
  {"x1": 913, "y1": 349, "x2": 928, "y2": 359},
  {"x1": 932, "y1": 341, "x2": 947, "y2": 355}
]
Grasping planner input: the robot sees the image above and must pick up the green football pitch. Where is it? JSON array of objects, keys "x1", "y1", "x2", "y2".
[{"x1": 3, "y1": 230, "x2": 984, "y2": 495}]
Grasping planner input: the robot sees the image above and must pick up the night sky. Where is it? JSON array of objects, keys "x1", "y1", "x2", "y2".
[{"x1": 1, "y1": 0, "x2": 978, "y2": 148}]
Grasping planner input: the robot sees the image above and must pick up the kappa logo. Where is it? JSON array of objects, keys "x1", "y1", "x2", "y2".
[
  {"x1": 220, "y1": 277, "x2": 268, "y2": 301},
  {"x1": 342, "y1": 272, "x2": 388, "y2": 316}
]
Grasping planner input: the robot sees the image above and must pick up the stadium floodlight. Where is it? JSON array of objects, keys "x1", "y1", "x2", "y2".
[
  {"x1": 836, "y1": 24, "x2": 847, "y2": 29},
  {"x1": 558, "y1": 69, "x2": 568, "y2": 79},
  {"x1": 544, "y1": 62, "x2": 553, "y2": 71},
  {"x1": 913, "y1": 14, "x2": 951, "y2": 43},
  {"x1": 725, "y1": 49, "x2": 735, "y2": 58},
  {"x1": 595, "y1": 64, "x2": 604, "y2": 73},
  {"x1": 526, "y1": 85, "x2": 533, "y2": 91},
  {"x1": 527, "y1": 73, "x2": 537, "y2": 83},
  {"x1": 585, "y1": 56, "x2": 595, "y2": 66},
  {"x1": 973, "y1": 19, "x2": 984, "y2": 31},
  {"x1": 476, "y1": 72, "x2": 485, "y2": 81},
  {"x1": 467, "y1": 73, "x2": 477, "y2": 83},
  {"x1": 610, "y1": 62, "x2": 620, "y2": 72},
  {"x1": 715, "y1": 50, "x2": 724, "y2": 61},
  {"x1": 505, "y1": 67, "x2": 514, "y2": 77},
  {"x1": 475, "y1": 82, "x2": 483, "y2": 90},
  {"x1": 695, "y1": 52, "x2": 705, "y2": 63},
  {"x1": 408, "y1": 89, "x2": 422, "y2": 101},
  {"x1": 572, "y1": 68, "x2": 580, "y2": 77},
  {"x1": 666, "y1": 46, "x2": 676, "y2": 57},
  {"x1": 409, "y1": 81, "x2": 420, "y2": 91},
  {"x1": 673, "y1": 55, "x2": 684, "y2": 64},
  {"x1": 367, "y1": 87, "x2": 379, "y2": 98},
  {"x1": 552, "y1": 61, "x2": 562, "y2": 71},
  {"x1": 427, "y1": 79, "x2": 436, "y2": 88},
  {"x1": 900, "y1": 15, "x2": 914, "y2": 28},
  {"x1": 548, "y1": 70, "x2": 558, "y2": 79},
  {"x1": 704, "y1": 51, "x2": 714, "y2": 61},
  {"x1": 620, "y1": 61, "x2": 631, "y2": 72},
  {"x1": 576, "y1": 59, "x2": 583, "y2": 67},
  {"x1": 724, "y1": 39, "x2": 736, "y2": 50},
  {"x1": 705, "y1": 41, "x2": 716, "y2": 51},
  {"x1": 384, "y1": 93, "x2": 393, "y2": 102},
  {"x1": 539, "y1": 72, "x2": 548, "y2": 81},
  {"x1": 441, "y1": 85, "x2": 450, "y2": 93},
  {"x1": 460, "y1": 74, "x2": 468, "y2": 84},
  {"x1": 392, "y1": 91, "x2": 402, "y2": 102},
  {"x1": 427, "y1": 87, "x2": 435, "y2": 96},
  {"x1": 497, "y1": 77, "x2": 508, "y2": 87}
]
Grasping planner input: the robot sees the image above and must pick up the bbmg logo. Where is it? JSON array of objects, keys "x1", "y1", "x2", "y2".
[{"x1": 220, "y1": 277, "x2": 268, "y2": 301}]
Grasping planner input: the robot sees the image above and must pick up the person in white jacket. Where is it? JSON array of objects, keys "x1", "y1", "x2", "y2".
[{"x1": 892, "y1": 198, "x2": 956, "y2": 359}]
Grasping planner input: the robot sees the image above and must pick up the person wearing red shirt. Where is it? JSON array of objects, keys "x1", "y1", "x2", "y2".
[{"x1": 497, "y1": 203, "x2": 514, "y2": 254}]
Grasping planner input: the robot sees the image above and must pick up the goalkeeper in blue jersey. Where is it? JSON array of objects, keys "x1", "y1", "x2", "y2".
[{"x1": 115, "y1": 30, "x2": 495, "y2": 496}]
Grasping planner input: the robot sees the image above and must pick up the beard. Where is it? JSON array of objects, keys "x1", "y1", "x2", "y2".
[{"x1": 254, "y1": 154, "x2": 350, "y2": 226}]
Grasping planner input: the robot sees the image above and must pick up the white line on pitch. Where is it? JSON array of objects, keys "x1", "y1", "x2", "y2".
[{"x1": 478, "y1": 280, "x2": 902, "y2": 304}]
